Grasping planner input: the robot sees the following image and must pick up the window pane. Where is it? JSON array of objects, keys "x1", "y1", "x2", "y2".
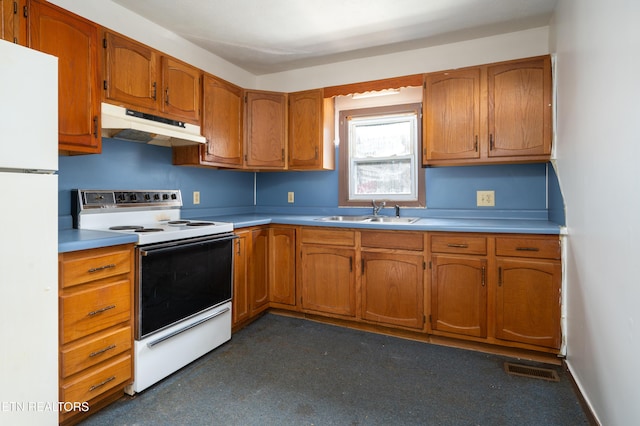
[
  {"x1": 351, "y1": 119, "x2": 413, "y2": 158},
  {"x1": 353, "y1": 160, "x2": 412, "y2": 196}
]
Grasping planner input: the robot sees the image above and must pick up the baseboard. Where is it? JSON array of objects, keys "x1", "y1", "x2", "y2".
[{"x1": 563, "y1": 361, "x2": 601, "y2": 426}]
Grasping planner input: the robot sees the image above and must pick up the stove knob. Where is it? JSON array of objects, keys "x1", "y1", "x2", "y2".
[
  {"x1": 130, "y1": 194, "x2": 137, "y2": 202},
  {"x1": 144, "y1": 194, "x2": 151, "y2": 201},
  {"x1": 171, "y1": 193, "x2": 177, "y2": 200},
  {"x1": 162, "y1": 194, "x2": 169, "y2": 200},
  {"x1": 154, "y1": 194, "x2": 160, "y2": 200}
]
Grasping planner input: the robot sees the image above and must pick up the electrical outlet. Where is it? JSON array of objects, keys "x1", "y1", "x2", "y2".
[
  {"x1": 287, "y1": 192, "x2": 294, "y2": 203},
  {"x1": 476, "y1": 190, "x2": 495, "y2": 207},
  {"x1": 193, "y1": 191, "x2": 200, "y2": 205}
]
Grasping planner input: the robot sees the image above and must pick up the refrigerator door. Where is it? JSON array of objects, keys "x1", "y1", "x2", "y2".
[
  {"x1": 0, "y1": 40, "x2": 58, "y2": 172},
  {"x1": 0, "y1": 172, "x2": 58, "y2": 425}
]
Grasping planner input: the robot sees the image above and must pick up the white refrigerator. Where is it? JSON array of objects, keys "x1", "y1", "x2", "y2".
[{"x1": 0, "y1": 40, "x2": 59, "y2": 425}]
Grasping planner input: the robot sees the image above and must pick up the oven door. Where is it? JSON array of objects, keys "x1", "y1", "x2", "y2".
[{"x1": 136, "y1": 233, "x2": 236, "y2": 339}]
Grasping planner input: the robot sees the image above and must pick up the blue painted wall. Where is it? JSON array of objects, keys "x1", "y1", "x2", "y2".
[
  {"x1": 59, "y1": 140, "x2": 565, "y2": 224},
  {"x1": 58, "y1": 138, "x2": 255, "y2": 223}
]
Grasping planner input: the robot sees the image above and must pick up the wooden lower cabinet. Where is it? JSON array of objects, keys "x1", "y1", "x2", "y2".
[
  {"x1": 269, "y1": 226, "x2": 296, "y2": 307},
  {"x1": 428, "y1": 232, "x2": 562, "y2": 352},
  {"x1": 360, "y1": 230, "x2": 425, "y2": 330},
  {"x1": 300, "y1": 244, "x2": 356, "y2": 317},
  {"x1": 58, "y1": 244, "x2": 135, "y2": 425},
  {"x1": 250, "y1": 228, "x2": 270, "y2": 316},
  {"x1": 430, "y1": 255, "x2": 487, "y2": 337},
  {"x1": 232, "y1": 226, "x2": 296, "y2": 329},
  {"x1": 361, "y1": 251, "x2": 424, "y2": 329},
  {"x1": 234, "y1": 225, "x2": 562, "y2": 355},
  {"x1": 232, "y1": 230, "x2": 251, "y2": 327},
  {"x1": 495, "y1": 257, "x2": 561, "y2": 349}
]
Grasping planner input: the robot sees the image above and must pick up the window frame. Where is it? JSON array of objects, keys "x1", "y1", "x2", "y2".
[{"x1": 338, "y1": 103, "x2": 425, "y2": 208}]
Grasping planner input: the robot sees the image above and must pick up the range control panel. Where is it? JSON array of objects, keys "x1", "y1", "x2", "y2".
[{"x1": 75, "y1": 189, "x2": 182, "y2": 210}]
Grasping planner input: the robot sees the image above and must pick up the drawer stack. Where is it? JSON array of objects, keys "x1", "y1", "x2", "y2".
[{"x1": 58, "y1": 244, "x2": 135, "y2": 425}]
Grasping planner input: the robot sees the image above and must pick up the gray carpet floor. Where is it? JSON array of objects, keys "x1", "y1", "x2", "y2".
[{"x1": 81, "y1": 313, "x2": 589, "y2": 426}]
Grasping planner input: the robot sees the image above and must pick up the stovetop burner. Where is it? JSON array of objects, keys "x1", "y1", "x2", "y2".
[
  {"x1": 136, "y1": 228, "x2": 164, "y2": 233},
  {"x1": 186, "y1": 222, "x2": 215, "y2": 227},
  {"x1": 168, "y1": 220, "x2": 190, "y2": 225}
]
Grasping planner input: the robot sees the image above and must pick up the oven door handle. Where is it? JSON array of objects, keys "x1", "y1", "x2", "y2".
[
  {"x1": 146, "y1": 306, "x2": 230, "y2": 348},
  {"x1": 139, "y1": 233, "x2": 237, "y2": 256}
]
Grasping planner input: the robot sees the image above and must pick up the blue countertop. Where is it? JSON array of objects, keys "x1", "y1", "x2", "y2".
[
  {"x1": 59, "y1": 213, "x2": 564, "y2": 253},
  {"x1": 59, "y1": 229, "x2": 138, "y2": 253}
]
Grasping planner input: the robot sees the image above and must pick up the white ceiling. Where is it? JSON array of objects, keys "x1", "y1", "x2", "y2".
[{"x1": 112, "y1": 0, "x2": 557, "y2": 75}]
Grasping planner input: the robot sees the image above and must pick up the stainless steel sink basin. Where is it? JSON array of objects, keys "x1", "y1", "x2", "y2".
[
  {"x1": 317, "y1": 215, "x2": 420, "y2": 224},
  {"x1": 365, "y1": 216, "x2": 420, "y2": 224},
  {"x1": 316, "y1": 215, "x2": 371, "y2": 222}
]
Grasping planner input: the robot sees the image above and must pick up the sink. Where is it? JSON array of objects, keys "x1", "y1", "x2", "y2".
[
  {"x1": 317, "y1": 215, "x2": 420, "y2": 224},
  {"x1": 316, "y1": 215, "x2": 371, "y2": 222},
  {"x1": 365, "y1": 216, "x2": 420, "y2": 224}
]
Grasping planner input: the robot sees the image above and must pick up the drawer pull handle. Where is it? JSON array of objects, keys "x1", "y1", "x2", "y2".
[
  {"x1": 88, "y1": 264, "x2": 116, "y2": 273},
  {"x1": 515, "y1": 247, "x2": 540, "y2": 252},
  {"x1": 88, "y1": 375, "x2": 116, "y2": 392},
  {"x1": 447, "y1": 243, "x2": 468, "y2": 248},
  {"x1": 89, "y1": 344, "x2": 116, "y2": 358},
  {"x1": 88, "y1": 305, "x2": 116, "y2": 317},
  {"x1": 481, "y1": 266, "x2": 486, "y2": 287}
]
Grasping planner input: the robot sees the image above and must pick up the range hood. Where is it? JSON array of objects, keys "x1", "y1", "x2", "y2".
[{"x1": 101, "y1": 102, "x2": 206, "y2": 147}]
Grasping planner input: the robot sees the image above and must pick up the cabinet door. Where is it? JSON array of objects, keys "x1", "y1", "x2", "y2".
[
  {"x1": 361, "y1": 252, "x2": 424, "y2": 329},
  {"x1": 2, "y1": 0, "x2": 26, "y2": 44},
  {"x1": 495, "y1": 258, "x2": 561, "y2": 348},
  {"x1": 244, "y1": 90, "x2": 287, "y2": 169},
  {"x1": 161, "y1": 56, "x2": 201, "y2": 124},
  {"x1": 487, "y1": 56, "x2": 552, "y2": 158},
  {"x1": 201, "y1": 75, "x2": 243, "y2": 167},
  {"x1": 269, "y1": 227, "x2": 296, "y2": 306},
  {"x1": 424, "y1": 68, "x2": 480, "y2": 163},
  {"x1": 232, "y1": 231, "x2": 250, "y2": 326},
  {"x1": 250, "y1": 228, "x2": 269, "y2": 316},
  {"x1": 288, "y1": 89, "x2": 334, "y2": 170},
  {"x1": 430, "y1": 255, "x2": 487, "y2": 338},
  {"x1": 103, "y1": 31, "x2": 159, "y2": 112},
  {"x1": 300, "y1": 245, "x2": 356, "y2": 317},
  {"x1": 29, "y1": 0, "x2": 101, "y2": 153}
]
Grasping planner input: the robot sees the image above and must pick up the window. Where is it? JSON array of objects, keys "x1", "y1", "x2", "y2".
[{"x1": 339, "y1": 103, "x2": 425, "y2": 207}]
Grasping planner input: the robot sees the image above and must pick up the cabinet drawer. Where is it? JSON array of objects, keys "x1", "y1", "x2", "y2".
[
  {"x1": 361, "y1": 231, "x2": 423, "y2": 251},
  {"x1": 301, "y1": 228, "x2": 355, "y2": 246},
  {"x1": 60, "y1": 246, "x2": 132, "y2": 288},
  {"x1": 431, "y1": 235, "x2": 487, "y2": 255},
  {"x1": 496, "y1": 236, "x2": 560, "y2": 259},
  {"x1": 60, "y1": 354, "x2": 131, "y2": 406},
  {"x1": 60, "y1": 279, "x2": 131, "y2": 344},
  {"x1": 61, "y1": 326, "x2": 132, "y2": 378}
]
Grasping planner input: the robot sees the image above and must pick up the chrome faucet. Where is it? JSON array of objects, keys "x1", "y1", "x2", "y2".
[{"x1": 372, "y1": 200, "x2": 386, "y2": 216}]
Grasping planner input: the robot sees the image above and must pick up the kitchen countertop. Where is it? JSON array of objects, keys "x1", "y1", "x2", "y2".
[
  {"x1": 59, "y1": 213, "x2": 564, "y2": 253},
  {"x1": 58, "y1": 229, "x2": 138, "y2": 253}
]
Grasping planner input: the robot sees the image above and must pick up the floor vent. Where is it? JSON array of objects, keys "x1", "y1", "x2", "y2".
[{"x1": 504, "y1": 362, "x2": 560, "y2": 382}]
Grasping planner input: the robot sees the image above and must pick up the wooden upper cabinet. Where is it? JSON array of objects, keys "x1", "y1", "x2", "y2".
[
  {"x1": 424, "y1": 68, "x2": 480, "y2": 162},
  {"x1": 2, "y1": 0, "x2": 27, "y2": 44},
  {"x1": 201, "y1": 75, "x2": 243, "y2": 166},
  {"x1": 103, "y1": 31, "x2": 158, "y2": 111},
  {"x1": 29, "y1": 0, "x2": 101, "y2": 154},
  {"x1": 423, "y1": 55, "x2": 552, "y2": 166},
  {"x1": 288, "y1": 89, "x2": 335, "y2": 170},
  {"x1": 487, "y1": 56, "x2": 552, "y2": 159},
  {"x1": 244, "y1": 90, "x2": 287, "y2": 169},
  {"x1": 161, "y1": 56, "x2": 201, "y2": 123},
  {"x1": 103, "y1": 30, "x2": 201, "y2": 125}
]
